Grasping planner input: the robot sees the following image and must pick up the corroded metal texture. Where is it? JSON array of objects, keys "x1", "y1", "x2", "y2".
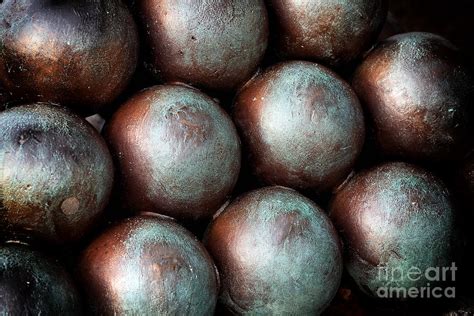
[
  {"x1": 105, "y1": 84, "x2": 241, "y2": 223},
  {"x1": 330, "y1": 162, "x2": 459, "y2": 298},
  {"x1": 137, "y1": 0, "x2": 269, "y2": 91},
  {"x1": 0, "y1": 0, "x2": 139, "y2": 115},
  {"x1": 79, "y1": 215, "x2": 218, "y2": 315},
  {"x1": 233, "y1": 61, "x2": 365, "y2": 194},
  {"x1": 0, "y1": 243, "x2": 81, "y2": 314},
  {"x1": 204, "y1": 186, "x2": 342, "y2": 315},
  {"x1": 353, "y1": 32, "x2": 474, "y2": 162},
  {"x1": 267, "y1": 0, "x2": 387, "y2": 67},
  {"x1": 0, "y1": 103, "x2": 114, "y2": 244}
]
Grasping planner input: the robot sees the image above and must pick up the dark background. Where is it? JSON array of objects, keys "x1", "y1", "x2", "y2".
[{"x1": 389, "y1": 0, "x2": 474, "y2": 64}]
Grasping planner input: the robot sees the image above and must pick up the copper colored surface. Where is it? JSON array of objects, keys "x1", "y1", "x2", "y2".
[
  {"x1": 204, "y1": 186, "x2": 342, "y2": 314},
  {"x1": 0, "y1": 103, "x2": 114, "y2": 244},
  {"x1": 137, "y1": 0, "x2": 269, "y2": 91},
  {"x1": 353, "y1": 32, "x2": 474, "y2": 163},
  {"x1": 79, "y1": 215, "x2": 218, "y2": 315},
  {"x1": 233, "y1": 61, "x2": 365, "y2": 194},
  {"x1": 105, "y1": 85, "x2": 241, "y2": 223},
  {"x1": 267, "y1": 0, "x2": 387, "y2": 67},
  {"x1": 0, "y1": 0, "x2": 139, "y2": 115}
]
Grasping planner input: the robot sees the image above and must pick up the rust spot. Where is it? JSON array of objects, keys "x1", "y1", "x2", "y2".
[
  {"x1": 272, "y1": 211, "x2": 309, "y2": 246},
  {"x1": 160, "y1": 256, "x2": 184, "y2": 272},
  {"x1": 61, "y1": 197, "x2": 80, "y2": 215},
  {"x1": 18, "y1": 130, "x2": 41, "y2": 145}
]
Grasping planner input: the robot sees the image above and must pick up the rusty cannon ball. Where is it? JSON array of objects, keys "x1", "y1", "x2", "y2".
[
  {"x1": 0, "y1": 0, "x2": 139, "y2": 115},
  {"x1": 78, "y1": 215, "x2": 218, "y2": 315},
  {"x1": 0, "y1": 103, "x2": 114, "y2": 244},
  {"x1": 353, "y1": 32, "x2": 474, "y2": 163},
  {"x1": 233, "y1": 60, "x2": 365, "y2": 194},
  {"x1": 136, "y1": 0, "x2": 269, "y2": 92},
  {"x1": 105, "y1": 84, "x2": 241, "y2": 223},
  {"x1": 266, "y1": 0, "x2": 388, "y2": 67},
  {"x1": 330, "y1": 162, "x2": 460, "y2": 299},
  {"x1": 204, "y1": 186, "x2": 343, "y2": 314},
  {"x1": 0, "y1": 243, "x2": 82, "y2": 314}
]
